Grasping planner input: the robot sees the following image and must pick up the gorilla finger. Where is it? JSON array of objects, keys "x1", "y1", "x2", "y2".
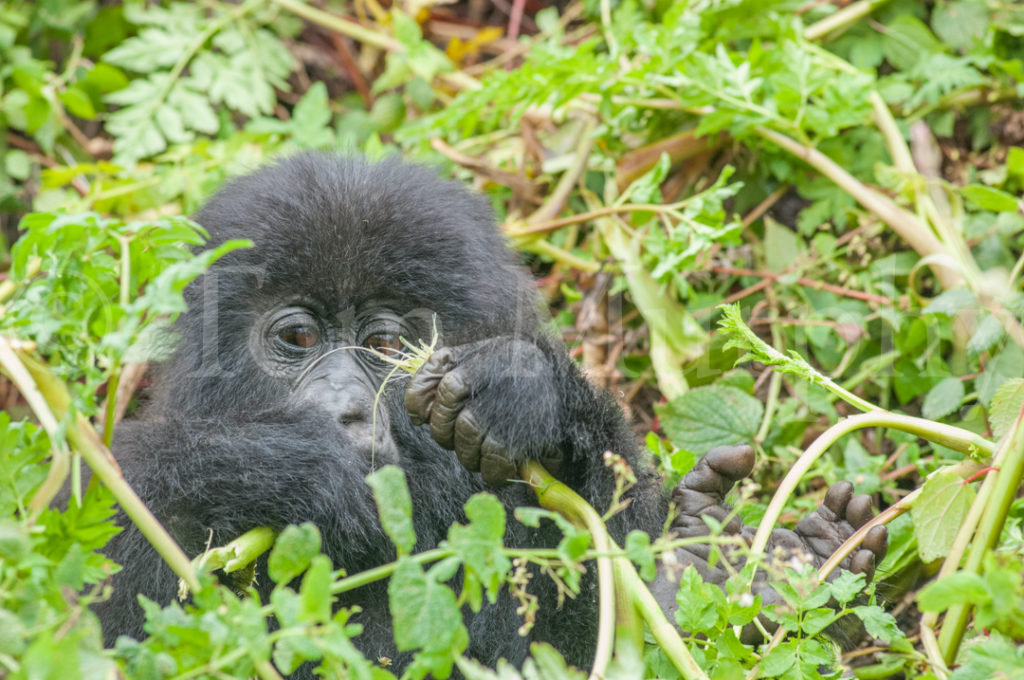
[
  {"x1": 405, "y1": 348, "x2": 456, "y2": 424},
  {"x1": 820, "y1": 481, "x2": 854, "y2": 522},
  {"x1": 768, "y1": 527, "x2": 804, "y2": 553},
  {"x1": 671, "y1": 490, "x2": 736, "y2": 528},
  {"x1": 845, "y1": 494, "x2": 874, "y2": 529},
  {"x1": 678, "y1": 444, "x2": 754, "y2": 499},
  {"x1": 429, "y1": 370, "x2": 472, "y2": 449},
  {"x1": 453, "y1": 409, "x2": 486, "y2": 472},
  {"x1": 705, "y1": 444, "x2": 756, "y2": 483},
  {"x1": 849, "y1": 549, "x2": 876, "y2": 582},
  {"x1": 480, "y1": 435, "x2": 517, "y2": 487},
  {"x1": 862, "y1": 525, "x2": 888, "y2": 562}
]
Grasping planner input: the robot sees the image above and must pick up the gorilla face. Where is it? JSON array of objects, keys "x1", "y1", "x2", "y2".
[{"x1": 248, "y1": 300, "x2": 434, "y2": 465}]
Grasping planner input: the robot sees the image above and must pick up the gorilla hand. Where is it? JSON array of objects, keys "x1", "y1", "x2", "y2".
[
  {"x1": 653, "y1": 444, "x2": 888, "y2": 642},
  {"x1": 405, "y1": 338, "x2": 567, "y2": 486}
]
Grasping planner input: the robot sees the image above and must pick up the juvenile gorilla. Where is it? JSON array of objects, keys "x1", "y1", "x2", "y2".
[{"x1": 97, "y1": 154, "x2": 886, "y2": 673}]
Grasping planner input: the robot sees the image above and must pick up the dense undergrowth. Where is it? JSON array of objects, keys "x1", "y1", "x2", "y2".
[{"x1": 1, "y1": 0, "x2": 1023, "y2": 678}]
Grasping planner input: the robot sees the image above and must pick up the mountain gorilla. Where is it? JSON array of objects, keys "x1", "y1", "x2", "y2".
[{"x1": 95, "y1": 154, "x2": 887, "y2": 674}]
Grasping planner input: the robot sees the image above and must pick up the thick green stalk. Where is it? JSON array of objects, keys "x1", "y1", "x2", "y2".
[
  {"x1": 751, "y1": 411, "x2": 994, "y2": 555},
  {"x1": 938, "y1": 402, "x2": 1024, "y2": 663},
  {"x1": 5, "y1": 344, "x2": 200, "y2": 593}
]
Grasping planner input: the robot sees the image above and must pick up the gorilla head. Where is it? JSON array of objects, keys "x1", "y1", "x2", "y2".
[{"x1": 154, "y1": 156, "x2": 539, "y2": 456}]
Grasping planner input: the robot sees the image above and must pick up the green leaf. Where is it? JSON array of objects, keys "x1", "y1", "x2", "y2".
[
  {"x1": 881, "y1": 15, "x2": 942, "y2": 71},
  {"x1": 923, "y1": 288, "x2": 976, "y2": 316},
  {"x1": 918, "y1": 572, "x2": 991, "y2": 611},
  {"x1": 968, "y1": 315, "x2": 1005, "y2": 357},
  {"x1": 268, "y1": 523, "x2": 322, "y2": 584},
  {"x1": 922, "y1": 376, "x2": 965, "y2": 420},
  {"x1": 388, "y1": 557, "x2": 466, "y2": 654},
  {"x1": 445, "y1": 493, "x2": 510, "y2": 607},
  {"x1": 961, "y1": 185, "x2": 1021, "y2": 212},
  {"x1": 59, "y1": 86, "x2": 96, "y2": 119},
  {"x1": 624, "y1": 530, "x2": 656, "y2": 581},
  {"x1": 656, "y1": 385, "x2": 763, "y2": 454},
  {"x1": 764, "y1": 217, "x2": 801, "y2": 274},
  {"x1": 298, "y1": 555, "x2": 333, "y2": 623},
  {"x1": 989, "y1": 378, "x2": 1024, "y2": 440},
  {"x1": 103, "y1": 28, "x2": 191, "y2": 72},
  {"x1": 851, "y1": 605, "x2": 902, "y2": 644},
  {"x1": 912, "y1": 471, "x2": 976, "y2": 562},
  {"x1": 978, "y1": 344, "x2": 1024, "y2": 405},
  {"x1": 366, "y1": 465, "x2": 416, "y2": 556}
]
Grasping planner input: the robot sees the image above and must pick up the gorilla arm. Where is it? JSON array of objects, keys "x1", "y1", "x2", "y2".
[{"x1": 94, "y1": 411, "x2": 386, "y2": 644}]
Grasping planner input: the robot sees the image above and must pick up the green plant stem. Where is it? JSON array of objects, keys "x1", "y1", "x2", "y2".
[
  {"x1": 197, "y1": 526, "x2": 279, "y2": 573},
  {"x1": 102, "y1": 370, "x2": 119, "y2": 448},
  {"x1": 520, "y1": 460, "x2": 709, "y2": 680},
  {"x1": 938, "y1": 401, "x2": 1024, "y2": 663},
  {"x1": 750, "y1": 411, "x2": 994, "y2": 556},
  {"x1": 803, "y1": 0, "x2": 893, "y2": 42},
  {"x1": 0, "y1": 257, "x2": 42, "y2": 306},
  {"x1": 0, "y1": 338, "x2": 72, "y2": 518},
  {"x1": 752, "y1": 126, "x2": 960, "y2": 289},
  {"x1": 330, "y1": 548, "x2": 450, "y2": 595},
  {"x1": 754, "y1": 293, "x2": 783, "y2": 445},
  {"x1": 520, "y1": 460, "x2": 615, "y2": 679},
  {"x1": 5, "y1": 344, "x2": 200, "y2": 593}
]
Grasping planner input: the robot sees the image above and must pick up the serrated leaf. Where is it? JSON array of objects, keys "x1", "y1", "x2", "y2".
[
  {"x1": 968, "y1": 314, "x2": 1005, "y2": 357},
  {"x1": 990, "y1": 378, "x2": 1024, "y2": 440},
  {"x1": 388, "y1": 557, "x2": 465, "y2": 653},
  {"x1": 103, "y1": 28, "x2": 191, "y2": 72},
  {"x1": 912, "y1": 471, "x2": 976, "y2": 562},
  {"x1": 978, "y1": 344, "x2": 1024, "y2": 405},
  {"x1": 881, "y1": 15, "x2": 942, "y2": 71},
  {"x1": 445, "y1": 493, "x2": 509, "y2": 607},
  {"x1": 922, "y1": 376, "x2": 965, "y2": 420},
  {"x1": 366, "y1": 465, "x2": 416, "y2": 556},
  {"x1": 656, "y1": 385, "x2": 763, "y2": 454},
  {"x1": 268, "y1": 523, "x2": 322, "y2": 584}
]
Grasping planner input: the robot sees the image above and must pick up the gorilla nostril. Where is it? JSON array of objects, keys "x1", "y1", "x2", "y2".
[{"x1": 337, "y1": 408, "x2": 368, "y2": 426}]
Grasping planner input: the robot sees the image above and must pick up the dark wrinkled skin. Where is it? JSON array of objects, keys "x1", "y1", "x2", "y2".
[{"x1": 88, "y1": 154, "x2": 886, "y2": 677}]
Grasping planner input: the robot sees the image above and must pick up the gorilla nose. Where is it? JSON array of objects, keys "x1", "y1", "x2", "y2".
[{"x1": 334, "y1": 395, "x2": 371, "y2": 425}]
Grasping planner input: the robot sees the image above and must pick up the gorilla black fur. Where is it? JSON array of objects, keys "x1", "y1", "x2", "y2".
[
  {"x1": 96, "y1": 153, "x2": 887, "y2": 675},
  {"x1": 97, "y1": 154, "x2": 666, "y2": 672}
]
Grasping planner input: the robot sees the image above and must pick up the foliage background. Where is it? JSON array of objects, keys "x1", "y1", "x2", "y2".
[{"x1": 1, "y1": 0, "x2": 1024, "y2": 678}]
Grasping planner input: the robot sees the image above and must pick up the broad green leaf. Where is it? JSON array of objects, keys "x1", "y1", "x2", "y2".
[
  {"x1": 268, "y1": 523, "x2": 322, "y2": 584},
  {"x1": 989, "y1": 378, "x2": 1024, "y2": 440},
  {"x1": 388, "y1": 557, "x2": 465, "y2": 654},
  {"x1": 764, "y1": 217, "x2": 801, "y2": 274},
  {"x1": 922, "y1": 376, "x2": 965, "y2": 420},
  {"x1": 912, "y1": 471, "x2": 976, "y2": 562},
  {"x1": 918, "y1": 572, "x2": 990, "y2": 611},
  {"x1": 961, "y1": 185, "x2": 1020, "y2": 212},
  {"x1": 445, "y1": 493, "x2": 509, "y2": 607},
  {"x1": 977, "y1": 343, "x2": 1024, "y2": 405},
  {"x1": 967, "y1": 315, "x2": 1005, "y2": 357},
  {"x1": 366, "y1": 465, "x2": 416, "y2": 556},
  {"x1": 881, "y1": 15, "x2": 942, "y2": 71},
  {"x1": 656, "y1": 385, "x2": 763, "y2": 455},
  {"x1": 298, "y1": 555, "x2": 333, "y2": 623},
  {"x1": 923, "y1": 288, "x2": 976, "y2": 316}
]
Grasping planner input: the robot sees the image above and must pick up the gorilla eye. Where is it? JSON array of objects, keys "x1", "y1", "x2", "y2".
[
  {"x1": 278, "y1": 325, "x2": 320, "y2": 349},
  {"x1": 365, "y1": 332, "x2": 404, "y2": 355}
]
